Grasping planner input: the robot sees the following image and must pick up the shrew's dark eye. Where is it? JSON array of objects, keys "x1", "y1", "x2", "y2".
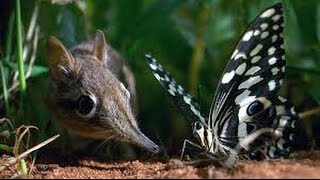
[
  {"x1": 76, "y1": 95, "x2": 96, "y2": 117},
  {"x1": 247, "y1": 100, "x2": 264, "y2": 116}
]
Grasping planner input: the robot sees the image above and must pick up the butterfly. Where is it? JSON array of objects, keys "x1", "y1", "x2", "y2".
[{"x1": 145, "y1": 3, "x2": 298, "y2": 161}]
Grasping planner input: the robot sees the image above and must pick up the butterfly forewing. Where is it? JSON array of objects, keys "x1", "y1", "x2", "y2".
[
  {"x1": 145, "y1": 54, "x2": 207, "y2": 125},
  {"x1": 209, "y1": 3, "x2": 286, "y2": 144},
  {"x1": 145, "y1": 3, "x2": 297, "y2": 160}
]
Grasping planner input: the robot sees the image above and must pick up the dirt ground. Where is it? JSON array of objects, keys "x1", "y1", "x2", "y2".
[{"x1": 1, "y1": 151, "x2": 320, "y2": 179}]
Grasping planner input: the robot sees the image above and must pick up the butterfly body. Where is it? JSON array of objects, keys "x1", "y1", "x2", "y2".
[{"x1": 146, "y1": 3, "x2": 297, "y2": 160}]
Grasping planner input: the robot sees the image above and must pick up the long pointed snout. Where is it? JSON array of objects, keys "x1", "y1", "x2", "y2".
[{"x1": 132, "y1": 128, "x2": 159, "y2": 154}]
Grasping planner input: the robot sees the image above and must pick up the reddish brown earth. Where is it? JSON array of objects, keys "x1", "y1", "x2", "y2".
[{"x1": 1, "y1": 152, "x2": 320, "y2": 179}]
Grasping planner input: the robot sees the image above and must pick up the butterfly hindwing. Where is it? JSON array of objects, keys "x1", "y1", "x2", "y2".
[
  {"x1": 266, "y1": 96, "x2": 298, "y2": 158},
  {"x1": 208, "y1": 3, "x2": 287, "y2": 145},
  {"x1": 145, "y1": 54, "x2": 207, "y2": 125}
]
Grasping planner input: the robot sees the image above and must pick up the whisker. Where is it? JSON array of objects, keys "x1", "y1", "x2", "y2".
[{"x1": 91, "y1": 134, "x2": 115, "y2": 156}]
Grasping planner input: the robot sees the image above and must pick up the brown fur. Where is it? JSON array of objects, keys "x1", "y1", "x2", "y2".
[{"x1": 46, "y1": 30, "x2": 158, "y2": 153}]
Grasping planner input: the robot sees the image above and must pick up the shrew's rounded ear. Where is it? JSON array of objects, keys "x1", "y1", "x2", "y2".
[
  {"x1": 93, "y1": 30, "x2": 107, "y2": 63},
  {"x1": 46, "y1": 36, "x2": 76, "y2": 79}
]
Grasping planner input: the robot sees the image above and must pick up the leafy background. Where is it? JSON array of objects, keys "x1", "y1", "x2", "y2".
[{"x1": 0, "y1": 0, "x2": 320, "y2": 160}]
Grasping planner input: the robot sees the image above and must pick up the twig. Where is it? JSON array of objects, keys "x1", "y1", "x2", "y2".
[
  {"x1": 0, "y1": 134, "x2": 60, "y2": 172},
  {"x1": 298, "y1": 107, "x2": 320, "y2": 120},
  {"x1": 25, "y1": 26, "x2": 39, "y2": 78},
  {"x1": 14, "y1": 125, "x2": 38, "y2": 156},
  {"x1": 0, "y1": 117, "x2": 14, "y2": 131},
  {"x1": 18, "y1": 134, "x2": 60, "y2": 162},
  {"x1": 23, "y1": 2, "x2": 39, "y2": 61},
  {"x1": 28, "y1": 156, "x2": 37, "y2": 175},
  {"x1": 26, "y1": 3, "x2": 39, "y2": 43}
]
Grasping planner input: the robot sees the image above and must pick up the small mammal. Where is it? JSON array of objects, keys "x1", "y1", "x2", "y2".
[{"x1": 46, "y1": 30, "x2": 159, "y2": 154}]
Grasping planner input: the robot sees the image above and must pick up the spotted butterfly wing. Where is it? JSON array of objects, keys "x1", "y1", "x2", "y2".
[
  {"x1": 208, "y1": 3, "x2": 288, "y2": 150},
  {"x1": 263, "y1": 96, "x2": 297, "y2": 159},
  {"x1": 145, "y1": 3, "x2": 297, "y2": 159},
  {"x1": 207, "y1": 3, "x2": 298, "y2": 157},
  {"x1": 145, "y1": 54, "x2": 207, "y2": 126}
]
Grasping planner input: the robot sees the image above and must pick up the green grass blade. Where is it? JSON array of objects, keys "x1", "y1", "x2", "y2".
[
  {"x1": 0, "y1": 60, "x2": 9, "y2": 115},
  {"x1": 15, "y1": 0, "x2": 26, "y2": 96},
  {"x1": 5, "y1": 13, "x2": 15, "y2": 63},
  {"x1": 0, "y1": 12, "x2": 15, "y2": 117},
  {"x1": 19, "y1": 159, "x2": 28, "y2": 175}
]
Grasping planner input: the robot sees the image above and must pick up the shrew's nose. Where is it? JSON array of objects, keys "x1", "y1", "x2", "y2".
[
  {"x1": 133, "y1": 128, "x2": 160, "y2": 154},
  {"x1": 139, "y1": 133, "x2": 160, "y2": 154},
  {"x1": 150, "y1": 144, "x2": 160, "y2": 154}
]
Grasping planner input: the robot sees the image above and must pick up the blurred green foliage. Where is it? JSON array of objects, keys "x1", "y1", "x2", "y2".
[{"x1": 1, "y1": 0, "x2": 320, "y2": 159}]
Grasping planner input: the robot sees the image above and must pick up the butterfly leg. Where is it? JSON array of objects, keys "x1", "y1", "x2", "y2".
[
  {"x1": 224, "y1": 128, "x2": 275, "y2": 166},
  {"x1": 180, "y1": 139, "x2": 202, "y2": 160},
  {"x1": 179, "y1": 139, "x2": 226, "y2": 167}
]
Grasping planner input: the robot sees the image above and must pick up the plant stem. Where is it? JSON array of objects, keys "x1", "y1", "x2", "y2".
[
  {"x1": 0, "y1": 61, "x2": 9, "y2": 114},
  {"x1": 189, "y1": 35, "x2": 204, "y2": 94},
  {"x1": 188, "y1": 3, "x2": 210, "y2": 94},
  {"x1": 5, "y1": 13, "x2": 15, "y2": 63},
  {"x1": 15, "y1": 0, "x2": 26, "y2": 96},
  {"x1": 19, "y1": 159, "x2": 28, "y2": 175}
]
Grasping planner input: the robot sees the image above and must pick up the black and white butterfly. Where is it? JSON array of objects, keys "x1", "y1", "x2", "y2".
[{"x1": 145, "y1": 3, "x2": 298, "y2": 161}]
